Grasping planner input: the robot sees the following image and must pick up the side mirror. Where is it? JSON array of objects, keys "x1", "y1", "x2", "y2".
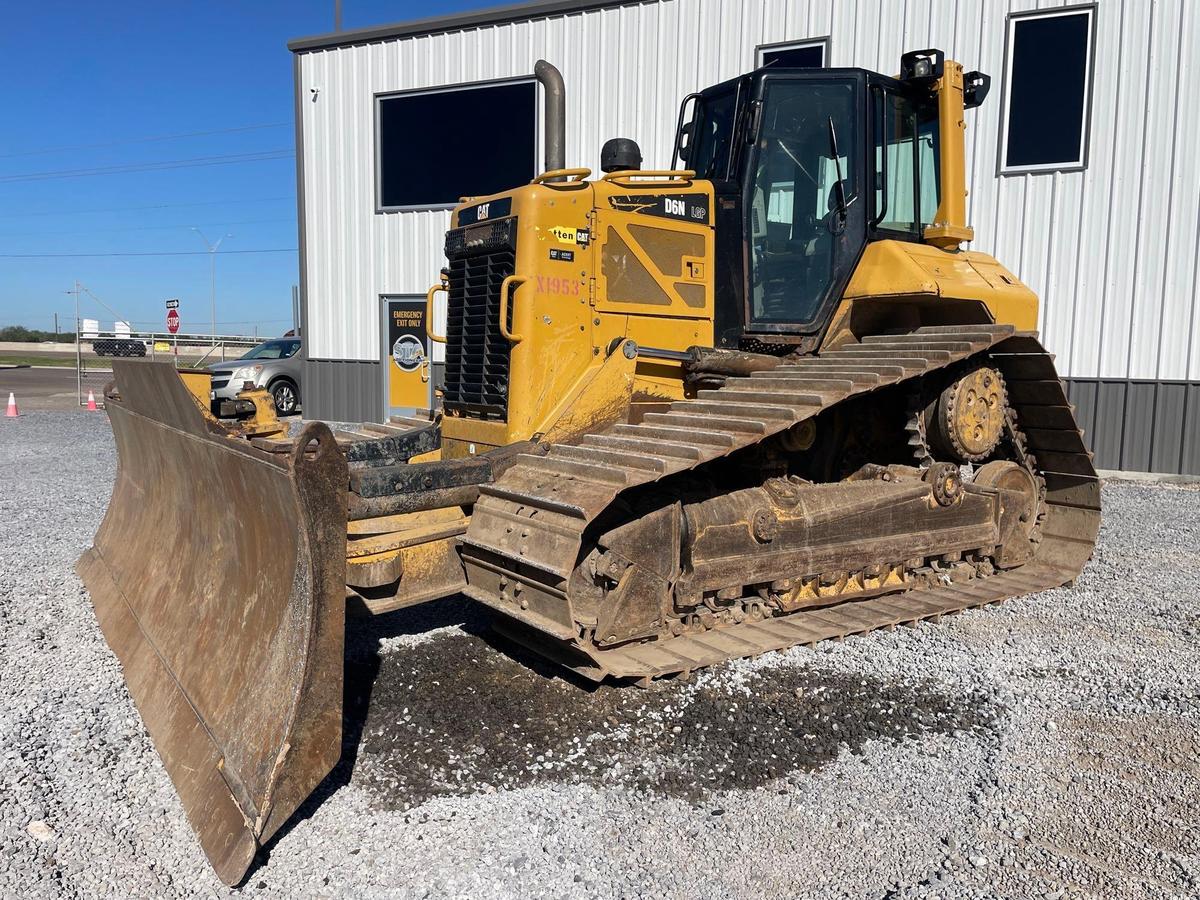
[{"x1": 677, "y1": 122, "x2": 694, "y2": 161}]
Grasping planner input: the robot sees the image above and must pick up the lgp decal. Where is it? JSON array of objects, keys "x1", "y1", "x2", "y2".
[{"x1": 609, "y1": 193, "x2": 710, "y2": 224}]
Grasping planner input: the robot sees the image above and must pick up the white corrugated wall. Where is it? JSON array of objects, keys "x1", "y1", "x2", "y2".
[{"x1": 296, "y1": 0, "x2": 1200, "y2": 387}]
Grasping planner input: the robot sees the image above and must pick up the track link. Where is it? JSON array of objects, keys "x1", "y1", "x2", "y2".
[{"x1": 461, "y1": 326, "x2": 1101, "y2": 680}]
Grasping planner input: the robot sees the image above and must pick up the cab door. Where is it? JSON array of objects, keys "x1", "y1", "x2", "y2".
[{"x1": 742, "y1": 72, "x2": 867, "y2": 336}]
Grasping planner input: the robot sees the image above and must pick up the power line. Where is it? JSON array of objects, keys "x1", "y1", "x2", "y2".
[
  {"x1": 0, "y1": 248, "x2": 298, "y2": 258},
  {"x1": 2, "y1": 314, "x2": 294, "y2": 326},
  {"x1": 0, "y1": 195, "x2": 295, "y2": 219},
  {"x1": 0, "y1": 217, "x2": 295, "y2": 238},
  {"x1": 0, "y1": 122, "x2": 291, "y2": 159},
  {"x1": 0, "y1": 150, "x2": 294, "y2": 184}
]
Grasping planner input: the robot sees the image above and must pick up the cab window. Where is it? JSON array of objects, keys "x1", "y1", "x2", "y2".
[
  {"x1": 689, "y1": 86, "x2": 739, "y2": 180},
  {"x1": 873, "y1": 88, "x2": 939, "y2": 236}
]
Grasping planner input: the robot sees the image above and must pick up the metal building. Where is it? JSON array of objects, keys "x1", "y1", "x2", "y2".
[{"x1": 289, "y1": 0, "x2": 1200, "y2": 474}]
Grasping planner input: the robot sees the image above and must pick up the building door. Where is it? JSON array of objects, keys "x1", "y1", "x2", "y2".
[{"x1": 381, "y1": 295, "x2": 431, "y2": 417}]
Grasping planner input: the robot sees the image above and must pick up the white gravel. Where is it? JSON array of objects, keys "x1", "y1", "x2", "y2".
[{"x1": 2, "y1": 411, "x2": 1199, "y2": 899}]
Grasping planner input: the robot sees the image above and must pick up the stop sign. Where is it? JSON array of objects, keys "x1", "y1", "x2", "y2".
[{"x1": 166, "y1": 309, "x2": 180, "y2": 334}]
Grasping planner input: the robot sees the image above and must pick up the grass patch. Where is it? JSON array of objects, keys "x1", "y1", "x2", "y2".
[{"x1": 0, "y1": 355, "x2": 77, "y2": 368}]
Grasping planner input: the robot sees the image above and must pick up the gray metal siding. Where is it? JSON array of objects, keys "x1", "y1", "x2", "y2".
[
  {"x1": 294, "y1": 0, "x2": 1200, "y2": 473},
  {"x1": 304, "y1": 358, "x2": 383, "y2": 422},
  {"x1": 1065, "y1": 378, "x2": 1200, "y2": 475}
]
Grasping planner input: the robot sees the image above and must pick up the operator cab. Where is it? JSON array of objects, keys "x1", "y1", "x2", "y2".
[{"x1": 674, "y1": 50, "x2": 988, "y2": 350}]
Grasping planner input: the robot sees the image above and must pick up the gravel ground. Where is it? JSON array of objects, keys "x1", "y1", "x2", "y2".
[{"x1": 2, "y1": 411, "x2": 1199, "y2": 899}]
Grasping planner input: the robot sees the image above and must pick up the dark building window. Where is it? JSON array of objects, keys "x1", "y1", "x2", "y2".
[
  {"x1": 377, "y1": 80, "x2": 537, "y2": 209},
  {"x1": 1001, "y1": 7, "x2": 1094, "y2": 172},
  {"x1": 758, "y1": 39, "x2": 827, "y2": 69}
]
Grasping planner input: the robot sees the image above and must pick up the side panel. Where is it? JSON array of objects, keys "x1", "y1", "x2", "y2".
[{"x1": 831, "y1": 239, "x2": 1039, "y2": 341}]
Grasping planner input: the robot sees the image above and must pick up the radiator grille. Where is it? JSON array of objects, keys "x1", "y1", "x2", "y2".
[{"x1": 443, "y1": 218, "x2": 517, "y2": 418}]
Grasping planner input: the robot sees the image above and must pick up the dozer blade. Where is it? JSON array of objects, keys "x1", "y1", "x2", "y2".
[{"x1": 77, "y1": 361, "x2": 347, "y2": 885}]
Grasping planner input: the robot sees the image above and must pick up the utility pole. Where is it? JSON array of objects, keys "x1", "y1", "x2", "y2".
[
  {"x1": 54, "y1": 312, "x2": 58, "y2": 337},
  {"x1": 335, "y1": 0, "x2": 342, "y2": 31},
  {"x1": 66, "y1": 281, "x2": 81, "y2": 405},
  {"x1": 192, "y1": 228, "x2": 232, "y2": 348}
]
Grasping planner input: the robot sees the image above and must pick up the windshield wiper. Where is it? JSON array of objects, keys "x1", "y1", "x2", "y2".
[{"x1": 826, "y1": 116, "x2": 853, "y2": 230}]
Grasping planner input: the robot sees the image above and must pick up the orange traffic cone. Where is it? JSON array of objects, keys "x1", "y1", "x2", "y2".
[
  {"x1": 87, "y1": 390, "x2": 98, "y2": 411},
  {"x1": 5, "y1": 392, "x2": 17, "y2": 418}
]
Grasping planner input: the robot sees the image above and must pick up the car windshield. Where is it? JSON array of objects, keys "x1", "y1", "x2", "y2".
[{"x1": 240, "y1": 340, "x2": 300, "y2": 361}]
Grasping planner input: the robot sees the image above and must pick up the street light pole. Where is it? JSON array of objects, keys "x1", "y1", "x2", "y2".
[{"x1": 193, "y1": 228, "x2": 232, "y2": 348}]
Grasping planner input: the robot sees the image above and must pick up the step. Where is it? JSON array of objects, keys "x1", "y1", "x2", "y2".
[
  {"x1": 551, "y1": 443, "x2": 669, "y2": 473},
  {"x1": 820, "y1": 349, "x2": 949, "y2": 365},
  {"x1": 696, "y1": 388, "x2": 826, "y2": 407},
  {"x1": 609, "y1": 423, "x2": 737, "y2": 448},
  {"x1": 386, "y1": 415, "x2": 434, "y2": 429},
  {"x1": 361, "y1": 422, "x2": 418, "y2": 437},
  {"x1": 743, "y1": 375, "x2": 865, "y2": 391},
  {"x1": 860, "y1": 332, "x2": 999, "y2": 347},
  {"x1": 843, "y1": 340, "x2": 978, "y2": 354},
  {"x1": 775, "y1": 360, "x2": 909, "y2": 379},
  {"x1": 913, "y1": 324, "x2": 1013, "y2": 337},
  {"x1": 580, "y1": 433, "x2": 702, "y2": 460},
  {"x1": 513, "y1": 454, "x2": 630, "y2": 486},
  {"x1": 670, "y1": 399, "x2": 797, "y2": 421},
  {"x1": 643, "y1": 412, "x2": 768, "y2": 435}
]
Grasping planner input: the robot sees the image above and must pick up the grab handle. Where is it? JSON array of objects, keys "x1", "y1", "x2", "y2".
[
  {"x1": 498, "y1": 275, "x2": 528, "y2": 343},
  {"x1": 425, "y1": 280, "x2": 448, "y2": 344}
]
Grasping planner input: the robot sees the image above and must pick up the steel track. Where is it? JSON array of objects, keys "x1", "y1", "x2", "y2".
[{"x1": 460, "y1": 326, "x2": 1102, "y2": 681}]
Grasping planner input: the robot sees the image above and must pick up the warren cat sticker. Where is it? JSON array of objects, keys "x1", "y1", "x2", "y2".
[
  {"x1": 547, "y1": 226, "x2": 591, "y2": 247},
  {"x1": 608, "y1": 193, "x2": 710, "y2": 224}
]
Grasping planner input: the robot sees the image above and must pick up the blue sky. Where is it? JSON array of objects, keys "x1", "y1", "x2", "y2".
[{"x1": 1, "y1": 0, "x2": 488, "y2": 337}]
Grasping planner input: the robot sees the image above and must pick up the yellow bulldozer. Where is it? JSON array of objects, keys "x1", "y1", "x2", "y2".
[{"x1": 79, "y1": 52, "x2": 1100, "y2": 884}]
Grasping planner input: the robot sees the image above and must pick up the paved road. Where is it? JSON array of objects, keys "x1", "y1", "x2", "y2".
[{"x1": 0, "y1": 366, "x2": 109, "y2": 412}]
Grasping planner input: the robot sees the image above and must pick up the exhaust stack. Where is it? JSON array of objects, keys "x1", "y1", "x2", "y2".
[{"x1": 534, "y1": 60, "x2": 566, "y2": 178}]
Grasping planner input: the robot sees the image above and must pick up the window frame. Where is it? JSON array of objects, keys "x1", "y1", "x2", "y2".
[
  {"x1": 374, "y1": 76, "x2": 539, "y2": 213},
  {"x1": 741, "y1": 70, "x2": 868, "y2": 335},
  {"x1": 755, "y1": 36, "x2": 830, "y2": 70},
  {"x1": 997, "y1": 4, "x2": 1097, "y2": 176},
  {"x1": 868, "y1": 77, "x2": 941, "y2": 243}
]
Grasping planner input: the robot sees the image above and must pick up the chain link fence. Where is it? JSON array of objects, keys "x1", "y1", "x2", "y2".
[{"x1": 74, "y1": 331, "x2": 260, "y2": 409}]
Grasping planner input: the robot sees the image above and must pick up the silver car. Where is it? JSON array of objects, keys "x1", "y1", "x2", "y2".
[{"x1": 208, "y1": 338, "x2": 303, "y2": 415}]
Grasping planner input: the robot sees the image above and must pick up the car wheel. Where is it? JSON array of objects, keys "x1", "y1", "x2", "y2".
[{"x1": 270, "y1": 379, "x2": 299, "y2": 415}]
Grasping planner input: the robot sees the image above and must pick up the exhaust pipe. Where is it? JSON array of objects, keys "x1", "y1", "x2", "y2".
[{"x1": 534, "y1": 59, "x2": 566, "y2": 179}]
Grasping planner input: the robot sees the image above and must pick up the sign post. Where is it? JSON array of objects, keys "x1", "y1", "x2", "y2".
[{"x1": 166, "y1": 299, "x2": 180, "y2": 365}]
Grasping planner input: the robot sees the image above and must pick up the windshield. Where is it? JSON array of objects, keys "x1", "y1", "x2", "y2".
[
  {"x1": 241, "y1": 339, "x2": 301, "y2": 361},
  {"x1": 748, "y1": 79, "x2": 857, "y2": 325}
]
